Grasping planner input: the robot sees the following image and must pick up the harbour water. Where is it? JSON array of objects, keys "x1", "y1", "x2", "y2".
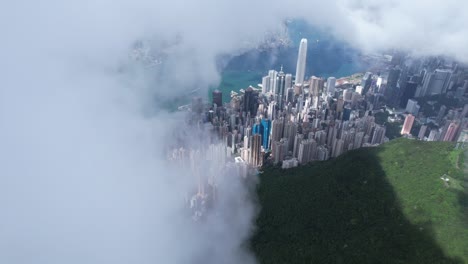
[{"x1": 213, "y1": 20, "x2": 366, "y2": 103}]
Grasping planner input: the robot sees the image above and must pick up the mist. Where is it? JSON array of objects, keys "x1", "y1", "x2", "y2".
[{"x1": 1, "y1": 0, "x2": 467, "y2": 263}]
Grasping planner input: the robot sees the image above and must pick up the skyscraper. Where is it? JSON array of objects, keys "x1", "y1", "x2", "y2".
[
  {"x1": 405, "y1": 99, "x2": 420, "y2": 115},
  {"x1": 399, "y1": 81, "x2": 418, "y2": 108},
  {"x1": 285, "y1": 74, "x2": 293, "y2": 90},
  {"x1": 416, "y1": 69, "x2": 452, "y2": 97},
  {"x1": 418, "y1": 125, "x2": 427, "y2": 140},
  {"x1": 295, "y1": 38, "x2": 308, "y2": 86},
  {"x1": 261, "y1": 76, "x2": 270, "y2": 94},
  {"x1": 251, "y1": 134, "x2": 262, "y2": 167},
  {"x1": 261, "y1": 119, "x2": 271, "y2": 150},
  {"x1": 310, "y1": 76, "x2": 323, "y2": 96},
  {"x1": 212, "y1": 89, "x2": 222, "y2": 107},
  {"x1": 361, "y1": 72, "x2": 373, "y2": 95},
  {"x1": 401, "y1": 114, "x2": 415, "y2": 135},
  {"x1": 271, "y1": 118, "x2": 284, "y2": 143},
  {"x1": 443, "y1": 122, "x2": 459, "y2": 142},
  {"x1": 327, "y1": 77, "x2": 336, "y2": 95},
  {"x1": 268, "y1": 70, "x2": 278, "y2": 94}
]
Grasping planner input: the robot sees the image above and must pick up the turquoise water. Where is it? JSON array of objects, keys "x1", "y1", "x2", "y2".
[{"x1": 212, "y1": 20, "x2": 365, "y2": 103}]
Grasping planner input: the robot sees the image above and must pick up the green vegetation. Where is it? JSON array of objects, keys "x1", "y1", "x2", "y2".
[
  {"x1": 385, "y1": 122, "x2": 402, "y2": 140},
  {"x1": 373, "y1": 111, "x2": 402, "y2": 140},
  {"x1": 252, "y1": 139, "x2": 468, "y2": 263},
  {"x1": 374, "y1": 111, "x2": 389, "y2": 125}
]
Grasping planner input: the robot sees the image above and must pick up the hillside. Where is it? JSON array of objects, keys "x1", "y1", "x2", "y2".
[{"x1": 252, "y1": 138, "x2": 468, "y2": 263}]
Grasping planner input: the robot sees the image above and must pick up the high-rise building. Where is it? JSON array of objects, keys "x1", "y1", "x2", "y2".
[
  {"x1": 261, "y1": 119, "x2": 271, "y2": 150},
  {"x1": 261, "y1": 76, "x2": 270, "y2": 94},
  {"x1": 272, "y1": 140, "x2": 286, "y2": 165},
  {"x1": 212, "y1": 89, "x2": 222, "y2": 108},
  {"x1": 387, "y1": 67, "x2": 401, "y2": 89},
  {"x1": 401, "y1": 114, "x2": 415, "y2": 135},
  {"x1": 283, "y1": 121, "x2": 297, "y2": 151},
  {"x1": 443, "y1": 122, "x2": 459, "y2": 142},
  {"x1": 276, "y1": 68, "x2": 286, "y2": 109},
  {"x1": 418, "y1": 125, "x2": 427, "y2": 140},
  {"x1": 271, "y1": 118, "x2": 284, "y2": 143},
  {"x1": 416, "y1": 69, "x2": 452, "y2": 97},
  {"x1": 251, "y1": 134, "x2": 262, "y2": 167},
  {"x1": 405, "y1": 99, "x2": 420, "y2": 115},
  {"x1": 295, "y1": 38, "x2": 308, "y2": 85},
  {"x1": 361, "y1": 72, "x2": 373, "y2": 95},
  {"x1": 310, "y1": 76, "x2": 324, "y2": 96},
  {"x1": 428, "y1": 129, "x2": 439, "y2": 141},
  {"x1": 327, "y1": 77, "x2": 336, "y2": 95},
  {"x1": 317, "y1": 146, "x2": 329, "y2": 160},
  {"x1": 461, "y1": 104, "x2": 468, "y2": 119},
  {"x1": 437, "y1": 105, "x2": 447, "y2": 124},
  {"x1": 293, "y1": 134, "x2": 304, "y2": 158},
  {"x1": 332, "y1": 139, "x2": 344, "y2": 158},
  {"x1": 192, "y1": 96, "x2": 203, "y2": 114},
  {"x1": 285, "y1": 74, "x2": 293, "y2": 90},
  {"x1": 268, "y1": 70, "x2": 278, "y2": 94},
  {"x1": 243, "y1": 87, "x2": 258, "y2": 115},
  {"x1": 343, "y1": 88, "x2": 353, "y2": 102},
  {"x1": 297, "y1": 139, "x2": 310, "y2": 164},
  {"x1": 371, "y1": 125, "x2": 386, "y2": 144},
  {"x1": 399, "y1": 81, "x2": 418, "y2": 107},
  {"x1": 343, "y1": 107, "x2": 352, "y2": 121},
  {"x1": 457, "y1": 128, "x2": 468, "y2": 143},
  {"x1": 354, "y1": 131, "x2": 365, "y2": 149}
]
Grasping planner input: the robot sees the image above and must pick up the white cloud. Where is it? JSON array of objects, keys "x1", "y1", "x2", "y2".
[{"x1": 1, "y1": 0, "x2": 467, "y2": 263}]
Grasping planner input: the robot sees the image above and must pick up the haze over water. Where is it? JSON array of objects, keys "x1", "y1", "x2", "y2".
[{"x1": 214, "y1": 20, "x2": 366, "y2": 103}]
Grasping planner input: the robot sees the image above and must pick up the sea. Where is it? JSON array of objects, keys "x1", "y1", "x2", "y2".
[{"x1": 212, "y1": 20, "x2": 366, "y2": 103}]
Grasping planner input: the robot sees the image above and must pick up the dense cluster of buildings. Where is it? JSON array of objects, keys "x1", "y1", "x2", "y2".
[
  {"x1": 381, "y1": 55, "x2": 468, "y2": 145},
  {"x1": 189, "y1": 38, "x2": 391, "y2": 170},
  {"x1": 172, "y1": 39, "x2": 468, "y2": 220}
]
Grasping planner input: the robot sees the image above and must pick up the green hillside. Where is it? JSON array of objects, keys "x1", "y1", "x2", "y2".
[{"x1": 252, "y1": 138, "x2": 468, "y2": 263}]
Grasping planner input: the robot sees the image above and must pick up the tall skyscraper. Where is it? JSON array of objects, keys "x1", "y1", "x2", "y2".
[
  {"x1": 261, "y1": 76, "x2": 270, "y2": 94},
  {"x1": 461, "y1": 104, "x2": 468, "y2": 118},
  {"x1": 268, "y1": 70, "x2": 278, "y2": 94},
  {"x1": 261, "y1": 119, "x2": 271, "y2": 150},
  {"x1": 416, "y1": 69, "x2": 452, "y2": 97},
  {"x1": 192, "y1": 97, "x2": 203, "y2": 114},
  {"x1": 418, "y1": 125, "x2": 427, "y2": 140},
  {"x1": 251, "y1": 134, "x2": 262, "y2": 167},
  {"x1": 310, "y1": 76, "x2": 323, "y2": 96},
  {"x1": 327, "y1": 77, "x2": 336, "y2": 95},
  {"x1": 437, "y1": 105, "x2": 447, "y2": 124},
  {"x1": 405, "y1": 99, "x2": 420, "y2": 115},
  {"x1": 399, "y1": 81, "x2": 418, "y2": 108},
  {"x1": 361, "y1": 72, "x2": 373, "y2": 95},
  {"x1": 443, "y1": 122, "x2": 459, "y2": 142},
  {"x1": 283, "y1": 121, "x2": 297, "y2": 151},
  {"x1": 212, "y1": 89, "x2": 222, "y2": 107},
  {"x1": 428, "y1": 129, "x2": 439, "y2": 141},
  {"x1": 295, "y1": 38, "x2": 308, "y2": 86},
  {"x1": 285, "y1": 74, "x2": 293, "y2": 90},
  {"x1": 371, "y1": 125, "x2": 386, "y2": 144},
  {"x1": 271, "y1": 118, "x2": 284, "y2": 143},
  {"x1": 401, "y1": 114, "x2": 415, "y2": 135}
]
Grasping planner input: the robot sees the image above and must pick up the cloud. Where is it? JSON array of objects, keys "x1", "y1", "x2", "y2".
[
  {"x1": 335, "y1": 0, "x2": 468, "y2": 61},
  {"x1": 0, "y1": 0, "x2": 467, "y2": 263}
]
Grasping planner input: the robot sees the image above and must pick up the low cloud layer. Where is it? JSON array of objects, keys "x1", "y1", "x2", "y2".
[{"x1": 1, "y1": 0, "x2": 467, "y2": 263}]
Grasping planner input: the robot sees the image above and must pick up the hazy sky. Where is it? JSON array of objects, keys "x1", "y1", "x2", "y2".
[{"x1": 1, "y1": 0, "x2": 467, "y2": 263}]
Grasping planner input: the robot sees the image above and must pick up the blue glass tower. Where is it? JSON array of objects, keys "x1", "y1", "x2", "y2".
[
  {"x1": 252, "y1": 123, "x2": 262, "y2": 135},
  {"x1": 343, "y1": 107, "x2": 351, "y2": 121},
  {"x1": 261, "y1": 119, "x2": 271, "y2": 150}
]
